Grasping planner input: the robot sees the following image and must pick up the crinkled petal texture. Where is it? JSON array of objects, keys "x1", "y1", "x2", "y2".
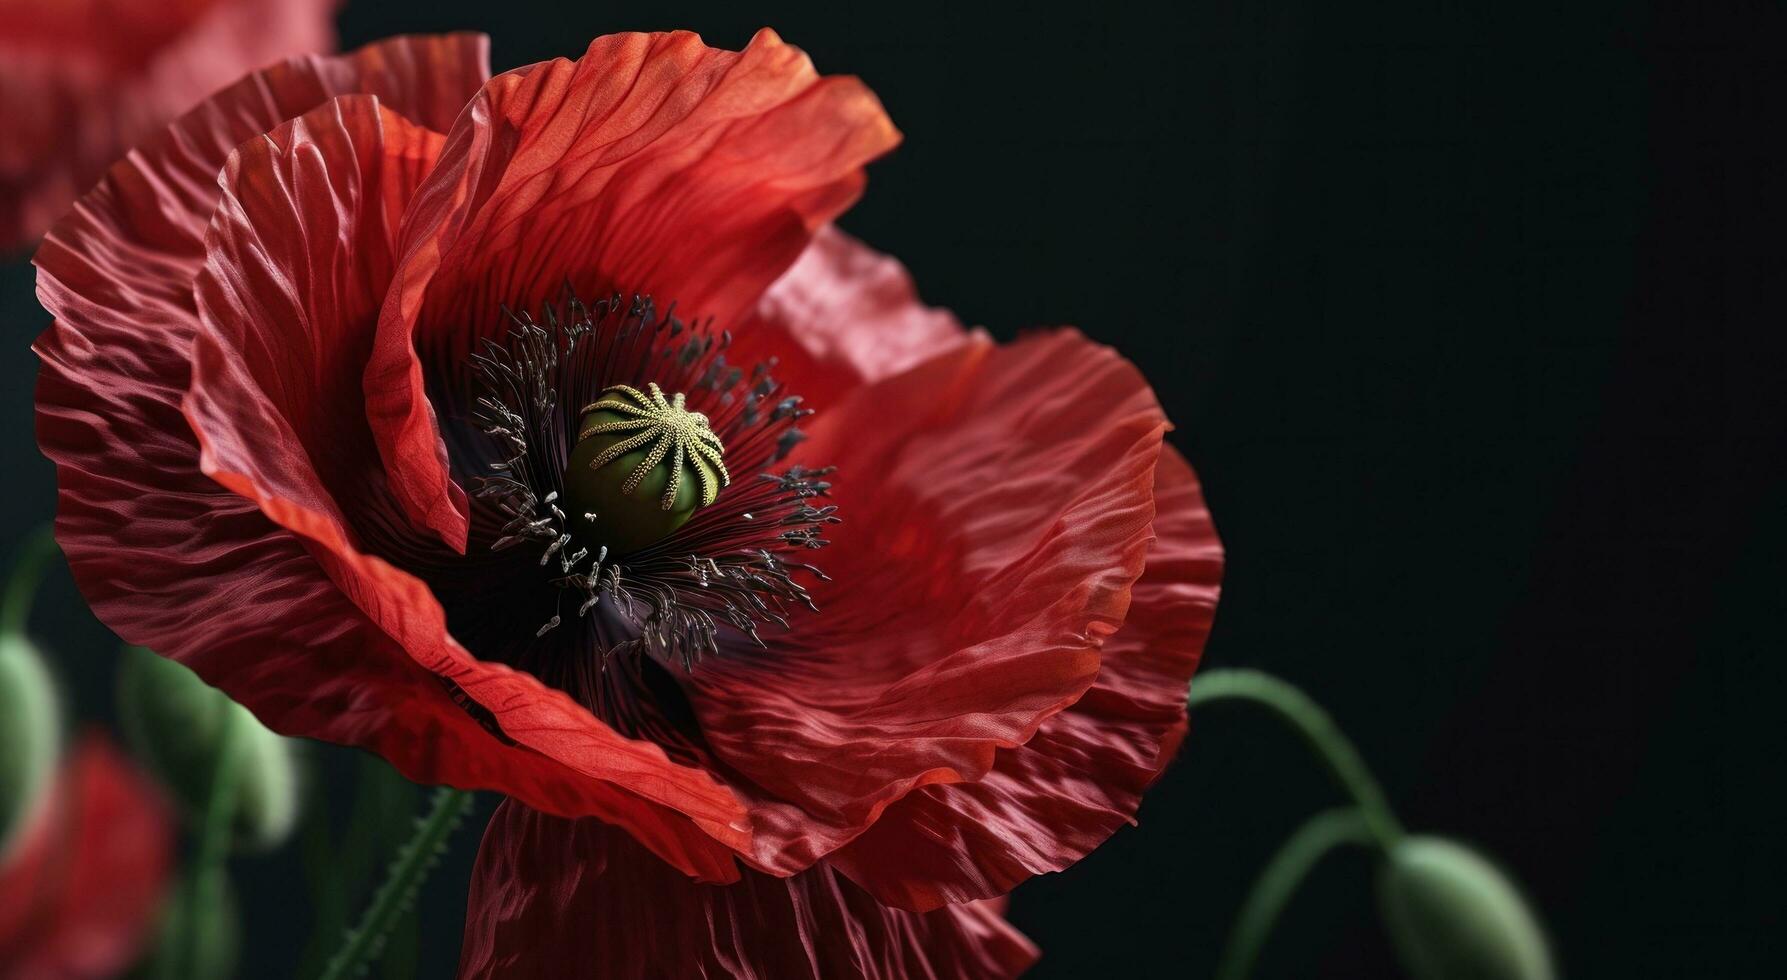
[
  {"x1": 677, "y1": 328, "x2": 1179, "y2": 873},
  {"x1": 364, "y1": 28, "x2": 900, "y2": 548},
  {"x1": 0, "y1": 735, "x2": 174, "y2": 979},
  {"x1": 185, "y1": 88, "x2": 747, "y2": 879},
  {"x1": 454, "y1": 229, "x2": 1219, "y2": 974},
  {"x1": 729, "y1": 225, "x2": 968, "y2": 406},
  {"x1": 179, "y1": 29, "x2": 901, "y2": 873},
  {"x1": 34, "y1": 30, "x2": 922, "y2": 880},
  {"x1": 825, "y1": 445, "x2": 1223, "y2": 909},
  {"x1": 458, "y1": 800, "x2": 1037, "y2": 980},
  {"x1": 36, "y1": 32, "x2": 759, "y2": 880},
  {"x1": 678, "y1": 231, "x2": 1222, "y2": 901},
  {"x1": 0, "y1": 0, "x2": 339, "y2": 250}
]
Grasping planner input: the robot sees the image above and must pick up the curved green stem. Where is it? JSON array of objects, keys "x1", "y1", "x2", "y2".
[
  {"x1": 2, "y1": 527, "x2": 57, "y2": 637},
  {"x1": 1214, "y1": 807, "x2": 1374, "y2": 980},
  {"x1": 319, "y1": 787, "x2": 474, "y2": 980},
  {"x1": 300, "y1": 756, "x2": 406, "y2": 977},
  {"x1": 1189, "y1": 668, "x2": 1404, "y2": 849}
]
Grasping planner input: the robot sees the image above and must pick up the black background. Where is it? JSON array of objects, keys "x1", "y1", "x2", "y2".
[{"x1": 4, "y1": 1, "x2": 1784, "y2": 977}]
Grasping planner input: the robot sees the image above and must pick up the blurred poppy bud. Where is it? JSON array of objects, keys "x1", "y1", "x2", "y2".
[
  {"x1": 1377, "y1": 836, "x2": 1555, "y2": 980},
  {"x1": 116, "y1": 646, "x2": 300, "y2": 851},
  {"x1": 0, "y1": 633, "x2": 60, "y2": 857}
]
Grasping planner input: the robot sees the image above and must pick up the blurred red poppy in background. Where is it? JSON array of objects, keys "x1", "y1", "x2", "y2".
[
  {"x1": 0, "y1": 735, "x2": 174, "y2": 980},
  {"x1": 0, "y1": 0, "x2": 338, "y2": 251},
  {"x1": 33, "y1": 28, "x2": 1222, "y2": 977}
]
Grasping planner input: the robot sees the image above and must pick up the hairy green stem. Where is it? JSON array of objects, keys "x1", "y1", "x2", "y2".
[
  {"x1": 301, "y1": 757, "x2": 412, "y2": 977},
  {"x1": 1214, "y1": 807, "x2": 1374, "y2": 980},
  {"x1": 1189, "y1": 668, "x2": 1404, "y2": 849},
  {"x1": 319, "y1": 787, "x2": 474, "y2": 980}
]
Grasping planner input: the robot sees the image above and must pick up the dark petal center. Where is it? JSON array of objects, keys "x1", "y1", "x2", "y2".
[{"x1": 411, "y1": 291, "x2": 836, "y2": 735}]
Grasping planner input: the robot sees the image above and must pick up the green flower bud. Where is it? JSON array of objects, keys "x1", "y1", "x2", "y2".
[
  {"x1": 1378, "y1": 836, "x2": 1555, "y2": 980},
  {"x1": 565, "y1": 382, "x2": 729, "y2": 554},
  {"x1": 0, "y1": 633, "x2": 60, "y2": 857},
  {"x1": 116, "y1": 646, "x2": 300, "y2": 852}
]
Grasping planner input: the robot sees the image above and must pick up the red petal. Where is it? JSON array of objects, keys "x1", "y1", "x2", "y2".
[
  {"x1": 731, "y1": 225, "x2": 968, "y2": 406},
  {"x1": 188, "y1": 96, "x2": 454, "y2": 549},
  {"x1": 36, "y1": 34, "x2": 753, "y2": 878},
  {"x1": 679, "y1": 331, "x2": 1169, "y2": 873},
  {"x1": 364, "y1": 29, "x2": 900, "y2": 548},
  {"x1": 0, "y1": 735, "x2": 174, "y2": 979},
  {"x1": 0, "y1": 0, "x2": 341, "y2": 250},
  {"x1": 180, "y1": 94, "x2": 748, "y2": 875},
  {"x1": 34, "y1": 36, "x2": 493, "y2": 788},
  {"x1": 828, "y1": 446, "x2": 1224, "y2": 910},
  {"x1": 458, "y1": 801, "x2": 1037, "y2": 980},
  {"x1": 33, "y1": 31, "x2": 490, "y2": 357}
]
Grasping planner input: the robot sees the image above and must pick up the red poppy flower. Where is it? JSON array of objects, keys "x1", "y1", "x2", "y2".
[
  {"x1": 0, "y1": 734, "x2": 175, "y2": 980},
  {"x1": 0, "y1": 0, "x2": 339, "y2": 251},
  {"x1": 33, "y1": 29, "x2": 1223, "y2": 977}
]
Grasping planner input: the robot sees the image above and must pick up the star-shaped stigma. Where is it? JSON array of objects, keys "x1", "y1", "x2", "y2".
[{"x1": 579, "y1": 382, "x2": 730, "y2": 509}]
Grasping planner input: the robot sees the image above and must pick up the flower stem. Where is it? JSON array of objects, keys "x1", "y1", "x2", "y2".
[
  {"x1": 1188, "y1": 668, "x2": 1404, "y2": 850},
  {"x1": 319, "y1": 786, "x2": 474, "y2": 980},
  {"x1": 1213, "y1": 807, "x2": 1374, "y2": 980},
  {"x1": 2, "y1": 527, "x2": 57, "y2": 637},
  {"x1": 300, "y1": 756, "x2": 409, "y2": 977},
  {"x1": 175, "y1": 698, "x2": 248, "y2": 978}
]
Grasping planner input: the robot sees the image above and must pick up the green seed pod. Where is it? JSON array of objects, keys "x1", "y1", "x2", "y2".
[
  {"x1": 0, "y1": 633, "x2": 60, "y2": 857},
  {"x1": 116, "y1": 646, "x2": 300, "y2": 852},
  {"x1": 564, "y1": 382, "x2": 729, "y2": 555},
  {"x1": 1378, "y1": 836, "x2": 1555, "y2": 980}
]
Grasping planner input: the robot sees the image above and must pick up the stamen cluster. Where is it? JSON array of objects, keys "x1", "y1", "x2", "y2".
[{"x1": 466, "y1": 292, "x2": 838, "y2": 670}]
